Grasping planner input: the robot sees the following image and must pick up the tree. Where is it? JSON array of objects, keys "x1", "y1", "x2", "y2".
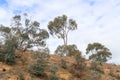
[
  {"x1": 0, "y1": 14, "x2": 49, "y2": 53},
  {"x1": 0, "y1": 14, "x2": 49, "y2": 64},
  {"x1": 86, "y1": 42, "x2": 112, "y2": 63},
  {"x1": 48, "y1": 15, "x2": 77, "y2": 45},
  {"x1": 55, "y1": 44, "x2": 81, "y2": 56},
  {"x1": 11, "y1": 14, "x2": 49, "y2": 52}
]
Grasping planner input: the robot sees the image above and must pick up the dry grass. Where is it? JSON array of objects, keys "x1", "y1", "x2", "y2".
[{"x1": 0, "y1": 51, "x2": 120, "y2": 80}]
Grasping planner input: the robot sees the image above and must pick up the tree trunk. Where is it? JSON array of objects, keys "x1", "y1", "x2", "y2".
[{"x1": 65, "y1": 34, "x2": 68, "y2": 46}]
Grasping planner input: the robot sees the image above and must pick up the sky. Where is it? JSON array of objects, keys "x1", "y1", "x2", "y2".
[{"x1": 0, "y1": 0, "x2": 120, "y2": 64}]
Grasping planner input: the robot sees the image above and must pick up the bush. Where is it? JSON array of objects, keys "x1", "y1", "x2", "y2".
[
  {"x1": 28, "y1": 49, "x2": 49, "y2": 77},
  {"x1": 49, "y1": 64, "x2": 60, "y2": 80},
  {"x1": 4, "y1": 52, "x2": 16, "y2": 65},
  {"x1": 61, "y1": 59, "x2": 67, "y2": 69},
  {"x1": 90, "y1": 62, "x2": 104, "y2": 74},
  {"x1": 70, "y1": 57, "x2": 86, "y2": 78},
  {"x1": 109, "y1": 70, "x2": 120, "y2": 79},
  {"x1": 50, "y1": 64, "x2": 59, "y2": 75},
  {"x1": 17, "y1": 71, "x2": 25, "y2": 80},
  {"x1": 55, "y1": 44, "x2": 81, "y2": 57},
  {"x1": 0, "y1": 38, "x2": 17, "y2": 65},
  {"x1": 49, "y1": 74, "x2": 59, "y2": 80},
  {"x1": 0, "y1": 53, "x2": 5, "y2": 62},
  {"x1": 20, "y1": 57, "x2": 27, "y2": 64},
  {"x1": 29, "y1": 63, "x2": 47, "y2": 77}
]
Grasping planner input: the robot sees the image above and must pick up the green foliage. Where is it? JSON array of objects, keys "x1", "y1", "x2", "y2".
[
  {"x1": 61, "y1": 59, "x2": 67, "y2": 69},
  {"x1": 55, "y1": 45, "x2": 66, "y2": 56},
  {"x1": 0, "y1": 38, "x2": 17, "y2": 65},
  {"x1": 49, "y1": 64, "x2": 60, "y2": 80},
  {"x1": 4, "y1": 52, "x2": 16, "y2": 65},
  {"x1": 28, "y1": 48, "x2": 49, "y2": 77},
  {"x1": 0, "y1": 14, "x2": 49, "y2": 53},
  {"x1": 86, "y1": 42, "x2": 112, "y2": 63},
  {"x1": 90, "y1": 62, "x2": 104, "y2": 74},
  {"x1": 55, "y1": 44, "x2": 81, "y2": 56},
  {"x1": 70, "y1": 56, "x2": 86, "y2": 79},
  {"x1": 29, "y1": 63, "x2": 47, "y2": 77},
  {"x1": 50, "y1": 64, "x2": 59, "y2": 75},
  {"x1": 0, "y1": 52, "x2": 5, "y2": 62},
  {"x1": 17, "y1": 71, "x2": 25, "y2": 80},
  {"x1": 48, "y1": 15, "x2": 77, "y2": 45},
  {"x1": 0, "y1": 14, "x2": 49, "y2": 65},
  {"x1": 12, "y1": 14, "x2": 49, "y2": 51}
]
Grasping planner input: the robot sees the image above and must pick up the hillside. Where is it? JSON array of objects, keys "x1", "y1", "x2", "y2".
[{"x1": 0, "y1": 51, "x2": 120, "y2": 80}]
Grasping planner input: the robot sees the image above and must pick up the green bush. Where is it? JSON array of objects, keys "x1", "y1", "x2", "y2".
[
  {"x1": 61, "y1": 59, "x2": 67, "y2": 69},
  {"x1": 0, "y1": 53, "x2": 5, "y2": 62},
  {"x1": 28, "y1": 49, "x2": 49, "y2": 77},
  {"x1": 49, "y1": 64, "x2": 60, "y2": 80},
  {"x1": 50, "y1": 64, "x2": 59, "y2": 75},
  {"x1": 4, "y1": 53, "x2": 16, "y2": 65},
  {"x1": 29, "y1": 63, "x2": 46, "y2": 77},
  {"x1": 0, "y1": 38, "x2": 17, "y2": 65}
]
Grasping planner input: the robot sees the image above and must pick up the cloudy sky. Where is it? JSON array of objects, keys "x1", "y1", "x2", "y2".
[{"x1": 0, "y1": 0, "x2": 120, "y2": 64}]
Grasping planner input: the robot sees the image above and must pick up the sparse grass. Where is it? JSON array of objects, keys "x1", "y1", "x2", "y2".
[{"x1": 0, "y1": 54, "x2": 120, "y2": 80}]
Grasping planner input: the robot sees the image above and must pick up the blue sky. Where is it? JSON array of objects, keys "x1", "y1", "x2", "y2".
[{"x1": 0, "y1": 0, "x2": 120, "y2": 64}]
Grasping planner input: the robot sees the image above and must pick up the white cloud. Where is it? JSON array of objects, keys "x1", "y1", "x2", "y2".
[{"x1": 0, "y1": 0, "x2": 120, "y2": 64}]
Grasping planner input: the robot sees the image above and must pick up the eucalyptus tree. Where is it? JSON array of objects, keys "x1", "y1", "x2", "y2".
[
  {"x1": 0, "y1": 14, "x2": 49, "y2": 51},
  {"x1": 0, "y1": 14, "x2": 49, "y2": 64},
  {"x1": 86, "y1": 42, "x2": 112, "y2": 63},
  {"x1": 48, "y1": 15, "x2": 77, "y2": 45},
  {"x1": 11, "y1": 14, "x2": 49, "y2": 51}
]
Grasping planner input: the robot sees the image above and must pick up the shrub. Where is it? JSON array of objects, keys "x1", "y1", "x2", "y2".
[
  {"x1": 49, "y1": 74, "x2": 59, "y2": 80},
  {"x1": 17, "y1": 72, "x2": 25, "y2": 80},
  {"x1": 29, "y1": 63, "x2": 47, "y2": 77},
  {"x1": 49, "y1": 64, "x2": 60, "y2": 80},
  {"x1": 4, "y1": 52, "x2": 16, "y2": 65},
  {"x1": 0, "y1": 53, "x2": 5, "y2": 62},
  {"x1": 20, "y1": 57, "x2": 27, "y2": 64},
  {"x1": 0, "y1": 38, "x2": 17, "y2": 65},
  {"x1": 70, "y1": 56, "x2": 86, "y2": 78},
  {"x1": 55, "y1": 44, "x2": 81, "y2": 57},
  {"x1": 61, "y1": 59, "x2": 67, "y2": 69},
  {"x1": 90, "y1": 62, "x2": 104, "y2": 74},
  {"x1": 109, "y1": 70, "x2": 120, "y2": 79},
  {"x1": 50, "y1": 64, "x2": 59, "y2": 75},
  {"x1": 28, "y1": 49, "x2": 49, "y2": 77}
]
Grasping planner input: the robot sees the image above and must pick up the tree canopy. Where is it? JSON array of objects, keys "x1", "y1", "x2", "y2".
[
  {"x1": 86, "y1": 42, "x2": 112, "y2": 63},
  {"x1": 55, "y1": 44, "x2": 81, "y2": 56},
  {"x1": 48, "y1": 15, "x2": 77, "y2": 45},
  {"x1": 0, "y1": 14, "x2": 49, "y2": 52},
  {"x1": 0, "y1": 14, "x2": 49, "y2": 64}
]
